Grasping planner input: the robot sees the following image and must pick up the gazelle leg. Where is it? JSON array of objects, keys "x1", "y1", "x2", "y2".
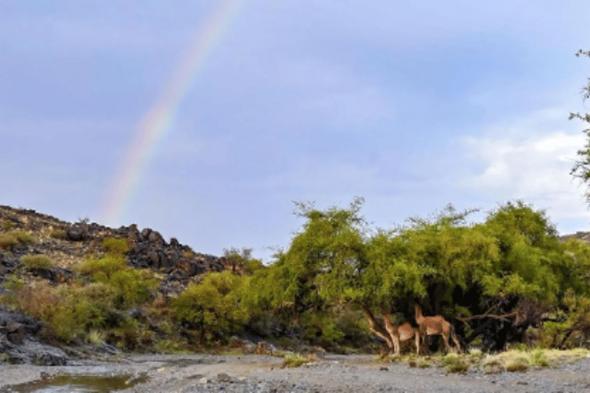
[
  {"x1": 442, "y1": 333, "x2": 451, "y2": 353},
  {"x1": 415, "y1": 332, "x2": 420, "y2": 355}
]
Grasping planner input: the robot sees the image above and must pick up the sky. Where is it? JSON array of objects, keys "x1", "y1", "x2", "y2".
[{"x1": 1, "y1": 1, "x2": 590, "y2": 260}]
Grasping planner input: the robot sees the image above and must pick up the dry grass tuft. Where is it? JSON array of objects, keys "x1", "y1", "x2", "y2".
[{"x1": 281, "y1": 352, "x2": 314, "y2": 368}]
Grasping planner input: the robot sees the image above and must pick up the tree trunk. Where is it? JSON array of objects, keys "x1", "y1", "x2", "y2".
[
  {"x1": 363, "y1": 307, "x2": 393, "y2": 351},
  {"x1": 382, "y1": 311, "x2": 400, "y2": 354}
]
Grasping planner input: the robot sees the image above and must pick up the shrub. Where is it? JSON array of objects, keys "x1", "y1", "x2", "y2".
[
  {"x1": 503, "y1": 353, "x2": 530, "y2": 372},
  {"x1": 21, "y1": 254, "x2": 54, "y2": 270},
  {"x1": 78, "y1": 256, "x2": 158, "y2": 308},
  {"x1": 1, "y1": 219, "x2": 15, "y2": 230},
  {"x1": 12, "y1": 230, "x2": 34, "y2": 244},
  {"x1": 529, "y1": 349, "x2": 550, "y2": 367},
  {"x1": 0, "y1": 233, "x2": 18, "y2": 249},
  {"x1": 50, "y1": 228, "x2": 67, "y2": 239},
  {"x1": 482, "y1": 357, "x2": 504, "y2": 374},
  {"x1": 441, "y1": 353, "x2": 469, "y2": 373},
  {"x1": 87, "y1": 330, "x2": 106, "y2": 345},
  {"x1": 102, "y1": 237, "x2": 129, "y2": 255},
  {"x1": 173, "y1": 271, "x2": 248, "y2": 343},
  {"x1": 281, "y1": 353, "x2": 310, "y2": 368}
]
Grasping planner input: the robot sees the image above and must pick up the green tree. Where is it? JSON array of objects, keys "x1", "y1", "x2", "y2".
[{"x1": 571, "y1": 49, "x2": 590, "y2": 200}]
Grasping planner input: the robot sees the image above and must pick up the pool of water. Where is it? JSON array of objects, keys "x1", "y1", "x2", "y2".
[{"x1": 3, "y1": 374, "x2": 149, "y2": 393}]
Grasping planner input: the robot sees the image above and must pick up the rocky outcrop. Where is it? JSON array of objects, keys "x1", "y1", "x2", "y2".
[
  {"x1": 0, "y1": 205, "x2": 231, "y2": 291},
  {"x1": 0, "y1": 308, "x2": 68, "y2": 365}
]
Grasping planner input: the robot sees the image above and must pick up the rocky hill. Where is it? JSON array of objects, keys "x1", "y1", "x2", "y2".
[
  {"x1": 0, "y1": 205, "x2": 230, "y2": 293},
  {"x1": 0, "y1": 205, "x2": 235, "y2": 364}
]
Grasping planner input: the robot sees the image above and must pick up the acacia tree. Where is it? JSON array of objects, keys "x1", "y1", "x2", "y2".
[
  {"x1": 245, "y1": 199, "x2": 590, "y2": 352},
  {"x1": 571, "y1": 49, "x2": 590, "y2": 199}
]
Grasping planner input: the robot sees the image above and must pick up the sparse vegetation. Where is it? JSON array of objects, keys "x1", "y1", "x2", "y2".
[
  {"x1": 102, "y1": 237, "x2": 129, "y2": 255},
  {"x1": 281, "y1": 352, "x2": 312, "y2": 368},
  {"x1": 440, "y1": 353, "x2": 470, "y2": 373},
  {"x1": 49, "y1": 228, "x2": 67, "y2": 239},
  {"x1": 20, "y1": 254, "x2": 54, "y2": 270},
  {"x1": 0, "y1": 230, "x2": 34, "y2": 250}
]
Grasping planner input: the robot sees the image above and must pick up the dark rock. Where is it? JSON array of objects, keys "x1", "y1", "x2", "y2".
[
  {"x1": 0, "y1": 308, "x2": 68, "y2": 365},
  {"x1": 217, "y1": 373, "x2": 233, "y2": 383},
  {"x1": 6, "y1": 321, "x2": 26, "y2": 344},
  {"x1": 29, "y1": 266, "x2": 73, "y2": 283},
  {"x1": 66, "y1": 223, "x2": 88, "y2": 241}
]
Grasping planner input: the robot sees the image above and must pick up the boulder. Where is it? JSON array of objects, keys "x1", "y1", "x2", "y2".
[{"x1": 66, "y1": 223, "x2": 88, "y2": 241}]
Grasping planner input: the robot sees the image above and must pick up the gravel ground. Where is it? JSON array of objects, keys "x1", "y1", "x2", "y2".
[{"x1": 2, "y1": 354, "x2": 590, "y2": 393}]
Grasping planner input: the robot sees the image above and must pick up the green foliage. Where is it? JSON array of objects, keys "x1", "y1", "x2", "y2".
[
  {"x1": 223, "y1": 247, "x2": 263, "y2": 274},
  {"x1": 78, "y1": 255, "x2": 158, "y2": 308},
  {"x1": 571, "y1": 50, "x2": 590, "y2": 201},
  {"x1": 102, "y1": 237, "x2": 129, "y2": 255},
  {"x1": 173, "y1": 271, "x2": 249, "y2": 343},
  {"x1": 21, "y1": 254, "x2": 54, "y2": 270},
  {"x1": 441, "y1": 353, "x2": 470, "y2": 373},
  {"x1": 281, "y1": 352, "x2": 312, "y2": 368}
]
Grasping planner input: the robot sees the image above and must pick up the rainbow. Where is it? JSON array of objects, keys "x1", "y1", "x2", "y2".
[{"x1": 100, "y1": 0, "x2": 243, "y2": 225}]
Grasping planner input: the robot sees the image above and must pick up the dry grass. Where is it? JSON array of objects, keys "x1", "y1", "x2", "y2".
[
  {"x1": 383, "y1": 348, "x2": 589, "y2": 374},
  {"x1": 440, "y1": 353, "x2": 470, "y2": 373},
  {"x1": 21, "y1": 254, "x2": 54, "y2": 270},
  {"x1": 0, "y1": 230, "x2": 34, "y2": 250},
  {"x1": 281, "y1": 352, "x2": 314, "y2": 368}
]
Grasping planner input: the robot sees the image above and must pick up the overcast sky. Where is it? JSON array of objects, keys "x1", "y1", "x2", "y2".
[{"x1": 2, "y1": 1, "x2": 590, "y2": 259}]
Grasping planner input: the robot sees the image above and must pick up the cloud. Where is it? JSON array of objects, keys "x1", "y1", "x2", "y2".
[{"x1": 463, "y1": 109, "x2": 590, "y2": 229}]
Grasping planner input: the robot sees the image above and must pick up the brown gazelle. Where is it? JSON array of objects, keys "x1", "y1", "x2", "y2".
[
  {"x1": 383, "y1": 312, "x2": 420, "y2": 355},
  {"x1": 414, "y1": 304, "x2": 461, "y2": 353}
]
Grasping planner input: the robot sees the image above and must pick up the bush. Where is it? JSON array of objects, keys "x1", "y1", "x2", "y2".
[
  {"x1": 173, "y1": 271, "x2": 248, "y2": 343},
  {"x1": 441, "y1": 353, "x2": 469, "y2": 373},
  {"x1": 529, "y1": 349, "x2": 550, "y2": 367},
  {"x1": 281, "y1": 353, "x2": 311, "y2": 368},
  {"x1": 482, "y1": 357, "x2": 504, "y2": 374},
  {"x1": 12, "y1": 230, "x2": 34, "y2": 244},
  {"x1": 102, "y1": 237, "x2": 129, "y2": 255},
  {"x1": 78, "y1": 256, "x2": 158, "y2": 308},
  {"x1": 21, "y1": 254, "x2": 54, "y2": 270},
  {"x1": 0, "y1": 230, "x2": 34, "y2": 250},
  {"x1": 504, "y1": 354, "x2": 529, "y2": 372},
  {"x1": 0, "y1": 233, "x2": 18, "y2": 249}
]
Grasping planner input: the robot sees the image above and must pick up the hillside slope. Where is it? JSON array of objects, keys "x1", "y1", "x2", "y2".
[{"x1": 0, "y1": 205, "x2": 230, "y2": 292}]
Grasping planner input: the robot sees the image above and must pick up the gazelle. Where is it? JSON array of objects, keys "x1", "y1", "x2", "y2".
[
  {"x1": 414, "y1": 304, "x2": 461, "y2": 353},
  {"x1": 383, "y1": 312, "x2": 420, "y2": 355}
]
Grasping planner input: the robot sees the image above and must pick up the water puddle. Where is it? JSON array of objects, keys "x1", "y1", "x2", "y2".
[{"x1": 2, "y1": 374, "x2": 149, "y2": 393}]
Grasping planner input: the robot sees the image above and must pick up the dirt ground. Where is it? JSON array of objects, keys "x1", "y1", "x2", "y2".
[{"x1": 2, "y1": 354, "x2": 590, "y2": 393}]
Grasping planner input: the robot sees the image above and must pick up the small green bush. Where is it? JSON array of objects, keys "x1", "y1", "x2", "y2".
[
  {"x1": 21, "y1": 255, "x2": 54, "y2": 270},
  {"x1": 0, "y1": 230, "x2": 34, "y2": 249},
  {"x1": 504, "y1": 354, "x2": 529, "y2": 372},
  {"x1": 102, "y1": 237, "x2": 129, "y2": 255},
  {"x1": 282, "y1": 353, "x2": 310, "y2": 368},
  {"x1": 529, "y1": 349, "x2": 550, "y2": 367},
  {"x1": 441, "y1": 353, "x2": 469, "y2": 373},
  {"x1": 12, "y1": 230, "x2": 34, "y2": 244},
  {"x1": 482, "y1": 357, "x2": 504, "y2": 374},
  {"x1": 78, "y1": 256, "x2": 158, "y2": 308},
  {"x1": 173, "y1": 271, "x2": 248, "y2": 343}
]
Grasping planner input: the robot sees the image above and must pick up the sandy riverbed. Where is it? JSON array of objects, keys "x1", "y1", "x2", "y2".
[{"x1": 2, "y1": 354, "x2": 590, "y2": 393}]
